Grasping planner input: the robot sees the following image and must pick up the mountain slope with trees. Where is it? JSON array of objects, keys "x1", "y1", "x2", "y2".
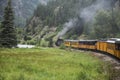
[
  {"x1": 0, "y1": 0, "x2": 49, "y2": 27},
  {"x1": 25, "y1": 0, "x2": 120, "y2": 46},
  {"x1": 93, "y1": 9, "x2": 120, "y2": 39},
  {"x1": 25, "y1": 0, "x2": 96, "y2": 46}
]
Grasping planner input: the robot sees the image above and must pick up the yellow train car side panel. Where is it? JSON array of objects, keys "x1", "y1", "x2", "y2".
[
  {"x1": 100, "y1": 42, "x2": 104, "y2": 51},
  {"x1": 100, "y1": 42, "x2": 103, "y2": 51},
  {"x1": 118, "y1": 50, "x2": 120, "y2": 59},
  {"x1": 96, "y1": 42, "x2": 100, "y2": 50},
  {"x1": 64, "y1": 41, "x2": 70, "y2": 47},
  {"x1": 107, "y1": 48, "x2": 115, "y2": 55},
  {"x1": 115, "y1": 43, "x2": 120, "y2": 59},
  {"x1": 97, "y1": 41, "x2": 107, "y2": 52},
  {"x1": 86, "y1": 45, "x2": 89, "y2": 49},
  {"x1": 106, "y1": 43, "x2": 116, "y2": 55},
  {"x1": 83, "y1": 45, "x2": 96, "y2": 50},
  {"x1": 83, "y1": 45, "x2": 87, "y2": 49},
  {"x1": 118, "y1": 51, "x2": 120, "y2": 58},
  {"x1": 78, "y1": 43, "x2": 83, "y2": 48},
  {"x1": 79, "y1": 44, "x2": 86, "y2": 49},
  {"x1": 89, "y1": 45, "x2": 96, "y2": 50},
  {"x1": 116, "y1": 44, "x2": 120, "y2": 59},
  {"x1": 102, "y1": 42, "x2": 107, "y2": 52},
  {"x1": 115, "y1": 50, "x2": 120, "y2": 59},
  {"x1": 71, "y1": 42, "x2": 79, "y2": 48},
  {"x1": 78, "y1": 43, "x2": 82, "y2": 48}
]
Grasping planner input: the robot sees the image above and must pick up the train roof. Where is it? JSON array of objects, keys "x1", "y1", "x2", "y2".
[
  {"x1": 106, "y1": 40, "x2": 116, "y2": 43},
  {"x1": 65, "y1": 40, "x2": 97, "y2": 43},
  {"x1": 64, "y1": 40, "x2": 79, "y2": 42},
  {"x1": 109, "y1": 38, "x2": 120, "y2": 41},
  {"x1": 114, "y1": 38, "x2": 120, "y2": 44},
  {"x1": 64, "y1": 38, "x2": 120, "y2": 44},
  {"x1": 107, "y1": 38, "x2": 120, "y2": 44},
  {"x1": 79, "y1": 40, "x2": 97, "y2": 42}
]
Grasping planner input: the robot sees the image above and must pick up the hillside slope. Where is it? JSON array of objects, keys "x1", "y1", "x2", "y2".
[
  {"x1": 25, "y1": 0, "x2": 120, "y2": 46},
  {"x1": 0, "y1": 0, "x2": 49, "y2": 26}
]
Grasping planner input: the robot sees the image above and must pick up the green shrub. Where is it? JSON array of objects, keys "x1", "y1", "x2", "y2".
[
  {"x1": 59, "y1": 44, "x2": 66, "y2": 49},
  {"x1": 40, "y1": 39, "x2": 49, "y2": 47},
  {"x1": 24, "y1": 36, "x2": 32, "y2": 41},
  {"x1": 27, "y1": 40, "x2": 36, "y2": 45}
]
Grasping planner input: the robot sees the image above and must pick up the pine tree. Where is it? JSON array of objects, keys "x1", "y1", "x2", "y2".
[{"x1": 0, "y1": 0, "x2": 17, "y2": 48}]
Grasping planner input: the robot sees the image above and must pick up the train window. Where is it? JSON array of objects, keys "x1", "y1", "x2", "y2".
[
  {"x1": 79, "y1": 41, "x2": 97, "y2": 45},
  {"x1": 79, "y1": 42, "x2": 84, "y2": 45},
  {"x1": 89, "y1": 41, "x2": 97, "y2": 45},
  {"x1": 116, "y1": 44, "x2": 120, "y2": 50}
]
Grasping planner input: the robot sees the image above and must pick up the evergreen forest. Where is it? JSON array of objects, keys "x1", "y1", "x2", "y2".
[{"x1": 0, "y1": 0, "x2": 120, "y2": 46}]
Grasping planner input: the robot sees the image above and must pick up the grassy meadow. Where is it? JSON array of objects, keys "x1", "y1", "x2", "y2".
[{"x1": 0, "y1": 48, "x2": 109, "y2": 80}]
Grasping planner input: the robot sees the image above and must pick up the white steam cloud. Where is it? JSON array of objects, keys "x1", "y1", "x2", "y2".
[
  {"x1": 80, "y1": 0, "x2": 111, "y2": 22},
  {"x1": 39, "y1": 0, "x2": 50, "y2": 5},
  {"x1": 58, "y1": 18, "x2": 77, "y2": 37},
  {"x1": 58, "y1": 0, "x2": 112, "y2": 38}
]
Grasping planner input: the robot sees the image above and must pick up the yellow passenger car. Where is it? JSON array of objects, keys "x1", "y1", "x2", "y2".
[{"x1": 106, "y1": 39, "x2": 120, "y2": 59}]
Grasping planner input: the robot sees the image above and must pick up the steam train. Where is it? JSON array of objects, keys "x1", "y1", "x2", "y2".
[{"x1": 56, "y1": 38, "x2": 120, "y2": 59}]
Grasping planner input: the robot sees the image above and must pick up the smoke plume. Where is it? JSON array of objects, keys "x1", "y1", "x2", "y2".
[
  {"x1": 39, "y1": 0, "x2": 50, "y2": 5},
  {"x1": 57, "y1": 18, "x2": 77, "y2": 37},
  {"x1": 58, "y1": 0, "x2": 112, "y2": 38},
  {"x1": 80, "y1": 0, "x2": 112, "y2": 22}
]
